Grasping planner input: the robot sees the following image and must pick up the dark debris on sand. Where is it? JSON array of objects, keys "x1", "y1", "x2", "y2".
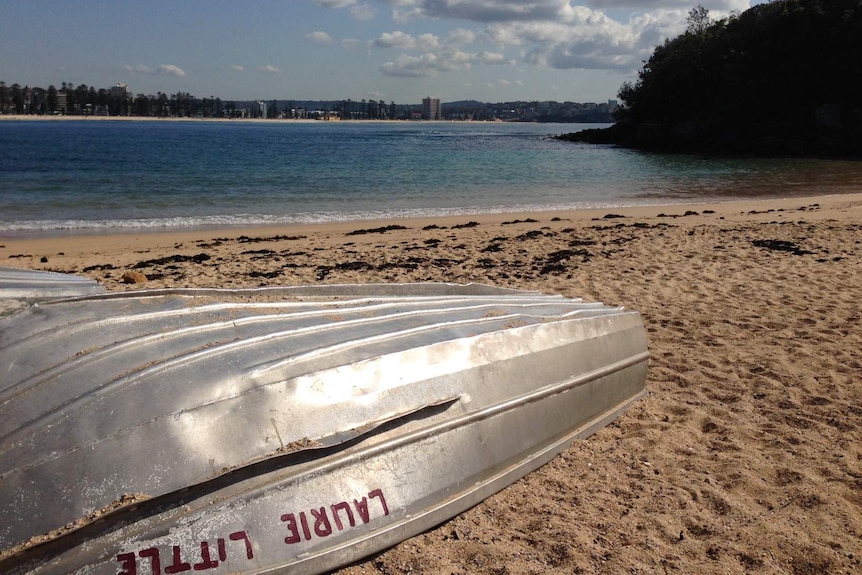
[
  {"x1": 133, "y1": 253, "x2": 211, "y2": 268},
  {"x1": 752, "y1": 239, "x2": 816, "y2": 256},
  {"x1": 346, "y1": 225, "x2": 409, "y2": 236}
]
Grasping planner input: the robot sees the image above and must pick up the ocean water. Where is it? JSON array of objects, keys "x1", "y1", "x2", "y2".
[{"x1": 2, "y1": 119, "x2": 861, "y2": 234}]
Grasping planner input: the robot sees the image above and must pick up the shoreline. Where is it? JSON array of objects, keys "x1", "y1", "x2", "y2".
[
  {"x1": 0, "y1": 114, "x2": 318, "y2": 123},
  {"x1": 0, "y1": 114, "x2": 524, "y2": 125},
  {"x1": 3, "y1": 190, "x2": 860, "y2": 239},
  {"x1": 3, "y1": 193, "x2": 860, "y2": 260}
]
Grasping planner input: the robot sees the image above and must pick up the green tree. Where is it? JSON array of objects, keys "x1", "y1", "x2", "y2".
[
  {"x1": 157, "y1": 92, "x2": 169, "y2": 116},
  {"x1": 611, "y1": 0, "x2": 862, "y2": 154},
  {"x1": 10, "y1": 83, "x2": 24, "y2": 114},
  {"x1": 97, "y1": 88, "x2": 109, "y2": 114},
  {"x1": 686, "y1": 5, "x2": 711, "y2": 35},
  {"x1": 47, "y1": 85, "x2": 58, "y2": 114},
  {"x1": 134, "y1": 94, "x2": 150, "y2": 116},
  {"x1": 74, "y1": 84, "x2": 89, "y2": 114}
]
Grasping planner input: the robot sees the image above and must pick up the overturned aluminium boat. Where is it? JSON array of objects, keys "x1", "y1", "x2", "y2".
[{"x1": 0, "y1": 271, "x2": 649, "y2": 575}]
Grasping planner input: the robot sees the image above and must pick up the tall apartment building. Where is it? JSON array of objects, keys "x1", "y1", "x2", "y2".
[{"x1": 422, "y1": 97, "x2": 441, "y2": 120}]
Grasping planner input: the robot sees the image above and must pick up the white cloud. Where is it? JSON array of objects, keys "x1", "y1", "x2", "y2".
[
  {"x1": 336, "y1": 1, "x2": 760, "y2": 78},
  {"x1": 306, "y1": 31, "x2": 334, "y2": 43},
  {"x1": 485, "y1": 5, "x2": 691, "y2": 72},
  {"x1": 351, "y1": 3, "x2": 377, "y2": 19},
  {"x1": 317, "y1": 0, "x2": 376, "y2": 20},
  {"x1": 316, "y1": 0, "x2": 356, "y2": 8},
  {"x1": 491, "y1": 19, "x2": 636, "y2": 69},
  {"x1": 231, "y1": 65, "x2": 245, "y2": 72},
  {"x1": 382, "y1": 0, "x2": 753, "y2": 22},
  {"x1": 448, "y1": 28, "x2": 477, "y2": 45},
  {"x1": 374, "y1": 31, "x2": 417, "y2": 49},
  {"x1": 123, "y1": 63, "x2": 186, "y2": 77},
  {"x1": 258, "y1": 64, "x2": 281, "y2": 73},
  {"x1": 485, "y1": 78, "x2": 524, "y2": 88},
  {"x1": 124, "y1": 64, "x2": 154, "y2": 74},
  {"x1": 158, "y1": 64, "x2": 186, "y2": 77},
  {"x1": 475, "y1": 50, "x2": 509, "y2": 65},
  {"x1": 381, "y1": 54, "x2": 441, "y2": 77},
  {"x1": 586, "y1": 0, "x2": 751, "y2": 11},
  {"x1": 402, "y1": 0, "x2": 567, "y2": 23},
  {"x1": 372, "y1": 29, "x2": 477, "y2": 51},
  {"x1": 381, "y1": 48, "x2": 509, "y2": 76},
  {"x1": 416, "y1": 33, "x2": 441, "y2": 51}
]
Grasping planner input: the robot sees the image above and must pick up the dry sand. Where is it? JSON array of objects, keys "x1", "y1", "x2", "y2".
[{"x1": 2, "y1": 194, "x2": 861, "y2": 574}]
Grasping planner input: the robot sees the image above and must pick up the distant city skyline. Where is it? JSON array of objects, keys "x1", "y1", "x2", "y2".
[{"x1": 2, "y1": 1, "x2": 768, "y2": 104}]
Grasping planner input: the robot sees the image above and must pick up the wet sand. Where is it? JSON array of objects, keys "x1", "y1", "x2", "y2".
[{"x1": 2, "y1": 193, "x2": 861, "y2": 573}]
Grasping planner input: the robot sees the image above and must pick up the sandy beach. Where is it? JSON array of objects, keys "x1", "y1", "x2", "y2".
[{"x1": 2, "y1": 193, "x2": 861, "y2": 574}]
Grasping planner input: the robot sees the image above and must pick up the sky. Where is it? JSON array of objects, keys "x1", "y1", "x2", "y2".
[{"x1": 1, "y1": 0, "x2": 769, "y2": 105}]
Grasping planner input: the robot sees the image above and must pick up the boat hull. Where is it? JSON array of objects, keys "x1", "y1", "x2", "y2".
[
  {"x1": 0, "y1": 282, "x2": 648, "y2": 574},
  {"x1": 0, "y1": 266, "x2": 104, "y2": 317}
]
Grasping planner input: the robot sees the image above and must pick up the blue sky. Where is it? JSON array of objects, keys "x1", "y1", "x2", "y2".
[{"x1": 1, "y1": 0, "x2": 767, "y2": 104}]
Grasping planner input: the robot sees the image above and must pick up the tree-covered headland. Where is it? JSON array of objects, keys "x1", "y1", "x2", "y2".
[{"x1": 559, "y1": 0, "x2": 862, "y2": 156}]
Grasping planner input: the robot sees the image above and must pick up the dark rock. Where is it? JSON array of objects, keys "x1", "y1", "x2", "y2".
[{"x1": 121, "y1": 270, "x2": 148, "y2": 284}]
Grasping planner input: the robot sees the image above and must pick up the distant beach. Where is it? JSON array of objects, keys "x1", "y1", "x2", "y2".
[
  {"x1": 3, "y1": 193, "x2": 861, "y2": 573},
  {"x1": 0, "y1": 114, "x2": 327, "y2": 123}
]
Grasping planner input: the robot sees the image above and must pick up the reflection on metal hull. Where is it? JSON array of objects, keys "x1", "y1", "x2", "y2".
[
  {"x1": 0, "y1": 266, "x2": 104, "y2": 316},
  {"x1": 0, "y1": 280, "x2": 648, "y2": 574}
]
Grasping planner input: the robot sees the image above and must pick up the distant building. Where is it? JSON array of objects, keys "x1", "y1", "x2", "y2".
[
  {"x1": 55, "y1": 91, "x2": 68, "y2": 115},
  {"x1": 257, "y1": 100, "x2": 267, "y2": 118},
  {"x1": 110, "y1": 83, "x2": 129, "y2": 99},
  {"x1": 422, "y1": 97, "x2": 441, "y2": 121}
]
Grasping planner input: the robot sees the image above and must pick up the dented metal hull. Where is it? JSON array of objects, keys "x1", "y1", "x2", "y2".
[
  {"x1": 0, "y1": 266, "x2": 104, "y2": 317},
  {"x1": 0, "y1": 280, "x2": 648, "y2": 574}
]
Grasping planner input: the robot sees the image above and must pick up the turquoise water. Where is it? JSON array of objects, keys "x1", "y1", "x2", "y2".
[{"x1": 2, "y1": 120, "x2": 861, "y2": 233}]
